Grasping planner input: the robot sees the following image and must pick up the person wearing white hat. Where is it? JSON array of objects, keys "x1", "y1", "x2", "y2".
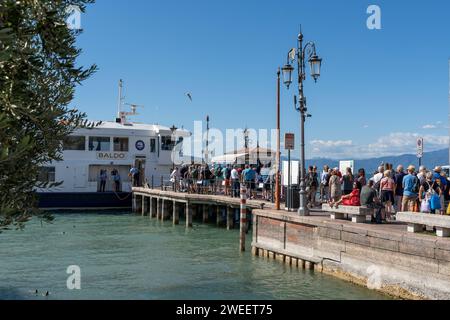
[{"x1": 417, "y1": 166, "x2": 427, "y2": 184}]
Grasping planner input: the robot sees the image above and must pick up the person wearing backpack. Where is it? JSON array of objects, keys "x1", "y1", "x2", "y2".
[
  {"x1": 419, "y1": 172, "x2": 442, "y2": 214},
  {"x1": 402, "y1": 165, "x2": 419, "y2": 212},
  {"x1": 380, "y1": 170, "x2": 396, "y2": 220},
  {"x1": 222, "y1": 165, "x2": 231, "y2": 196}
]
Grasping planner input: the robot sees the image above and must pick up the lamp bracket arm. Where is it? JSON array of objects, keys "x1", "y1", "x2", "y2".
[{"x1": 302, "y1": 42, "x2": 317, "y2": 60}]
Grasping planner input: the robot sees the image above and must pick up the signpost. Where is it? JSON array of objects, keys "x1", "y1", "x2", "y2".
[
  {"x1": 285, "y1": 133, "x2": 295, "y2": 150},
  {"x1": 417, "y1": 137, "x2": 424, "y2": 167},
  {"x1": 285, "y1": 133, "x2": 295, "y2": 211}
]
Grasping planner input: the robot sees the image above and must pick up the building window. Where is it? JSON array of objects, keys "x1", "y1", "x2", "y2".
[
  {"x1": 161, "y1": 136, "x2": 175, "y2": 151},
  {"x1": 38, "y1": 167, "x2": 56, "y2": 182},
  {"x1": 63, "y1": 136, "x2": 85, "y2": 151},
  {"x1": 113, "y1": 137, "x2": 129, "y2": 152},
  {"x1": 150, "y1": 139, "x2": 156, "y2": 153},
  {"x1": 89, "y1": 137, "x2": 110, "y2": 151}
]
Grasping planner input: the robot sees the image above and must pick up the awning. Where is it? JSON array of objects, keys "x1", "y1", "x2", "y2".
[{"x1": 211, "y1": 153, "x2": 247, "y2": 164}]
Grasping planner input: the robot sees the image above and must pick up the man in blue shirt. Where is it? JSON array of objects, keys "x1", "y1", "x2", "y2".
[
  {"x1": 130, "y1": 166, "x2": 140, "y2": 187},
  {"x1": 242, "y1": 165, "x2": 256, "y2": 199},
  {"x1": 402, "y1": 165, "x2": 419, "y2": 211}
]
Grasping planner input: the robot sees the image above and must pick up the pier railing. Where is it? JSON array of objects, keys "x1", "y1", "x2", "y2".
[{"x1": 145, "y1": 175, "x2": 282, "y2": 203}]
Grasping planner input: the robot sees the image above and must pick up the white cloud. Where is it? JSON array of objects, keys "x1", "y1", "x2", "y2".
[
  {"x1": 310, "y1": 140, "x2": 353, "y2": 147},
  {"x1": 422, "y1": 124, "x2": 437, "y2": 129},
  {"x1": 309, "y1": 132, "x2": 449, "y2": 159}
]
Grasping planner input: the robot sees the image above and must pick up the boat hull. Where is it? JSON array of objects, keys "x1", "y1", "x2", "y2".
[{"x1": 37, "y1": 192, "x2": 132, "y2": 209}]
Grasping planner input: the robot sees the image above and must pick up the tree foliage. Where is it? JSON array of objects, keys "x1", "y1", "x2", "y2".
[{"x1": 0, "y1": 0, "x2": 97, "y2": 231}]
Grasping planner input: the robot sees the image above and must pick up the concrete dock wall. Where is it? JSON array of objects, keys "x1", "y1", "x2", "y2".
[{"x1": 252, "y1": 209, "x2": 450, "y2": 300}]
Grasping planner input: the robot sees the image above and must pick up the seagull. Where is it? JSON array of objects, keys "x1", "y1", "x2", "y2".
[{"x1": 185, "y1": 92, "x2": 192, "y2": 102}]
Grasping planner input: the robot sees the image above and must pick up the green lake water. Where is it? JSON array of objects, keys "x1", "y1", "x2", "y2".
[{"x1": 0, "y1": 212, "x2": 389, "y2": 300}]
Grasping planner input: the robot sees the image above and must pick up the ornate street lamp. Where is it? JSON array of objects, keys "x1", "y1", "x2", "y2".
[
  {"x1": 281, "y1": 28, "x2": 322, "y2": 216},
  {"x1": 170, "y1": 125, "x2": 178, "y2": 171},
  {"x1": 281, "y1": 63, "x2": 294, "y2": 89},
  {"x1": 308, "y1": 54, "x2": 322, "y2": 82}
]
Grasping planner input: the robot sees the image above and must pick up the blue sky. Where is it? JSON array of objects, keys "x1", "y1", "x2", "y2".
[{"x1": 72, "y1": 0, "x2": 450, "y2": 159}]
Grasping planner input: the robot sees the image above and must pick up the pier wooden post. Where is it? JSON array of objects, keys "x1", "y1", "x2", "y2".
[
  {"x1": 163, "y1": 200, "x2": 170, "y2": 221},
  {"x1": 203, "y1": 205, "x2": 209, "y2": 223},
  {"x1": 240, "y1": 185, "x2": 247, "y2": 252},
  {"x1": 149, "y1": 197, "x2": 153, "y2": 219},
  {"x1": 161, "y1": 199, "x2": 166, "y2": 221},
  {"x1": 173, "y1": 201, "x2": 179, "y2": 225},
  {"x1": 142, "y1": 197, "x2": 148, "y2": 216},
  {"x1": 227, "y1": 207, "x2": 234, "y2": 230},
  {"x1": 186, "y1": 203, "x2": 193, "y2": 228},
  {"x1": 151, "y1": 198, "x2": 157, "y2": 219},
  {"x1": 156, "y1": 198, "x2": 161, "y2": 220},
  {"x1": 132, "y1": 194, "x2": 136, "y2": 213},
  {"x1": 216, "y1": 206, "x2": 222, "y2": 227},
  {"x1": 136, "y1": 195, "x2": 142, "y2": 213}
]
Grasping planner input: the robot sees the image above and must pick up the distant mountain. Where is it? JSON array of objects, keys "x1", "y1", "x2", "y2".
[{"x1": 282, "y1": 149, "x2": 450, "y2": 175}]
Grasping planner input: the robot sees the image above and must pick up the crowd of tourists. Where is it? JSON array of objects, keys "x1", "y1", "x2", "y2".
[
  {"x1": 169, "y1": 163, "x2": 274, "y2": 200},
  {"x1": 166, "y1": 162, "x2": 450, "y2": 223},
  {"x1": 316, "y1": 164, "x2": 450, "y2": 223}
]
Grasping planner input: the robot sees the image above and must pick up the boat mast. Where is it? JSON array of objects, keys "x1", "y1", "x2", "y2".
[{"x1": 117, "y1": 79, "x2": 124, "y2": 119}]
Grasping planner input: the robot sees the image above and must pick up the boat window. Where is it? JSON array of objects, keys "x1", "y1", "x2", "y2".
[
  {"x1": 161, "y1": 136, "x2": 175, "y2": 151},
  {"x1": 63, "y1": 136, "x2": 86, "y2": 151},
  {"x1": 38, "y1": 167, "x2": 56, "y2": 182},
  {"x1": 150, "y1": 139, "x2": 156, "y2": 153},
  {"x1": 89, "y1": 137, "x2": 111, "y2": 151},
  {"x1": 113, "y1": 137, "x2": 129, "y2": 152}
]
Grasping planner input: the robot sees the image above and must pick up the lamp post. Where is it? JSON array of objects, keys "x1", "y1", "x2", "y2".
[
  {"x1": 275, "y1": 68, "x2": 281, "y2": 210},
  {"x1": 281, "y1": 28, "x2": 322, "y2": 216},
  {"x1": 170, "y1": 125, "x2": 178, "y2": 172},
  {"x1": 205, "y1": 115, "x2": 210, "y2": 165}
]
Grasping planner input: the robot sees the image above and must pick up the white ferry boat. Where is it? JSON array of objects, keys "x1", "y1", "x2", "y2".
[{"x1": 36, "y1": 80, "x2": 191, "y2": 209}]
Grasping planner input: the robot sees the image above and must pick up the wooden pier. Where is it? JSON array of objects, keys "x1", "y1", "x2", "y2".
[{"x1": 132, "y1": 187, "x2": 275, "y2": 229}]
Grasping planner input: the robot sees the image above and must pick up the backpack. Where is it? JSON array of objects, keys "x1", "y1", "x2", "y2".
[
  {"x1": 412, "y1": 176, "x2": 420, "y2": 194},
  {"x1": 374, "y1": 177, "x2": 382, "y2": 193}
]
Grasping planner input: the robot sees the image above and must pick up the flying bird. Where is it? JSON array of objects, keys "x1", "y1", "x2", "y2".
[{"x1": 185, "y1": 92, "x2": 193, "y2": 102}]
